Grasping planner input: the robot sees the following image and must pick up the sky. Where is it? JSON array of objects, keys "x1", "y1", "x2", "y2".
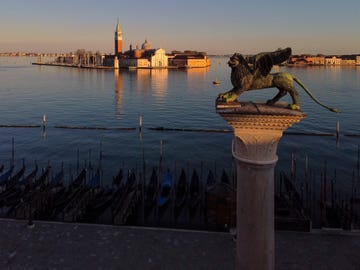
[{"x1": 0, "y1": 0, "x2": 359, "y2": 55}]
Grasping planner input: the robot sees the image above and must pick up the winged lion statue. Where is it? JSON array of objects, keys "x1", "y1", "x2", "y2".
[{"x1": 216, "y1": 47, "x2": 339, "y2": 112}]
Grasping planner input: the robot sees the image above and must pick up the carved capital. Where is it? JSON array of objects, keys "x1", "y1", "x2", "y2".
[
  {"x1": 232, "y1": 129, "x2": 282, "y2": 165},
  {"x1": 217, "y1": 101, "x2": 307, "y2": 165}
]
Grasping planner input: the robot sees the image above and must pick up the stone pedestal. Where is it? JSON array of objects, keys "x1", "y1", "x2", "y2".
[{"x1": 216, "y1": 101, "x2": 306, "y2": 270}]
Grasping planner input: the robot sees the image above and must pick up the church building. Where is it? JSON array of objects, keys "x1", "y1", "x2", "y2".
[
  {"x1": 107, "y1": 20, "x2": 208, "y2": 69},
  {"x1": 113, "y1": 21, "x2": 168, "y2": 69}
]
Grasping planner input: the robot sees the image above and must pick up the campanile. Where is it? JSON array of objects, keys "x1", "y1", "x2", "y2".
[{"x1": 115, "y1": 20, "x2": 122, "y2": 55}]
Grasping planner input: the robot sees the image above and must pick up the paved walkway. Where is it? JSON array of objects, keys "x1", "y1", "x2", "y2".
[{"x1": 0, "y1": 219, "x2": 359, "y2": 269}]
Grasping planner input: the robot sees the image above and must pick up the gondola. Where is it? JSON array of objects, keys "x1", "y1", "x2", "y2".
[
  {"x1": 0, "y1": 165, "x2": 26, "y2": 216},
  {"x1": 174, "y1": 169, "x2": 187, "y2": 218},
  {"x1": 112, "y1": 168, "x2": 123, "y2": 188},
  {"x1": 80, "y1": 187, "x2": 115, "y2": 223},
  {"x1": 87, "y1": 169, "x2": 101, "y2": 188},
  {"x1": 70, "y1": 168, "x2": 87, "y2": 187},
  {"x1": 220, "y1": 170, "x2": 230, "y2": 184},
  {"x1": 6, "y1": 165, "x2": 39, "y2": 217},
  {"x1": 61, "y1": 186, "x2": 94, "y2": 222},
  {"x1": 206, "y1": 170, "x2": 216, "y2": 190},
  {"x1": 189, "y1": 169, "x2": 201, "y2": 218},
  {"x1": 36, "y1": 165, "x2": 51, "y2": 185},
  {"x1": 112, "y1": 170, "x2": 140, "y2": 225},
  {"x1": 144, "y1": 168, "x2": 158, "y2": 217},
  {"x1": 3, "y1": 163, "x2": 26, "y2": 191},
  {"x1": 51, "y1": 164, "x2": 64, "y2": 186},
  {"x1": 158, "y1": 170, "x2": 172, "y2": 213},
  {"x1": 0, "y1": 165, "x2": 14, "y2": 183},
  {"x1": 50, "y1": 168, "x2": 87, "y2": 219},
  {"x1": 205, "y1": 177, "x2": 236, "y2": 231}
]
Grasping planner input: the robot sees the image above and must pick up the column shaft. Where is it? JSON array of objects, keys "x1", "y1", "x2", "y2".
[{"x1": 235, "y1": 160, "x2": 275, "y2": 270}]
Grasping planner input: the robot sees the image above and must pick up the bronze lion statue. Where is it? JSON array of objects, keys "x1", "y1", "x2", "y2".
[{"x1": 217, "y1": 47, "x2": 339, "y2": 112}]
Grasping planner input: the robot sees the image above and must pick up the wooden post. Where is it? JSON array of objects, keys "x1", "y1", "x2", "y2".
[
  {"x1": 139, "y1": 114, "x2": 143, "y2": 132},
  {"x1": 42, "y1": 114, "x2": 46, "y2": 129},
  {"x1": 11, "y1": 137, "x2": 14, "y2": 167}
]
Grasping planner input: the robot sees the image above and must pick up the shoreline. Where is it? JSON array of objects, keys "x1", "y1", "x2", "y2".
[{"x1": 31, "y1": 62, "x2": 210, "y2": 70}]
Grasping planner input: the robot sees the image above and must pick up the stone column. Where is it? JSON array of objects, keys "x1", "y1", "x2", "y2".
[{"x1": 216, "y1": 101, "x2": 306, "y2": 270}]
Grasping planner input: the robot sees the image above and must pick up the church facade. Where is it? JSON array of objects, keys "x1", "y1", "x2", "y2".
[{"x1": 120, "y1": 40, "x2": 168, "y2": 69}]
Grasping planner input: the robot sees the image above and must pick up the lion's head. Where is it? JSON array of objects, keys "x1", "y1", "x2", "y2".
[
  {"x1": 228, "y1": 53, "x2": 248, "y2": 68},
  {"x1": 228, "y1": 53, "x2": 242, "y2": 68}
]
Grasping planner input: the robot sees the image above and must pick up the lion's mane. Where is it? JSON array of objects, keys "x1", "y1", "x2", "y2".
[{"x1": 229, "y1": 54, "x2": 253, "y2": 89}]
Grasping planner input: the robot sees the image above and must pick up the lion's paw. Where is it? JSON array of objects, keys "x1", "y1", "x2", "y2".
[
  {"x1": 289, "y1": 104, "x2": 301, "y2": 110},
  {"x1": 217, "y1": 92, "x2": 238, "y2": 103}
]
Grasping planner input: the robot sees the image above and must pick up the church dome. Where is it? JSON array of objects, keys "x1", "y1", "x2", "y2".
[{"x1": 141, "y1": 39, "x2": 151, "y2": 50}]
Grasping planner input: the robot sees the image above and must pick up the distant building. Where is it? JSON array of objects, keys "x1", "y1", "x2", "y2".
[
  {"x1": 168, "y1": 51, "x2": 211, "y2": 68},
  {"x1": 325, "y1": 56, "x2": 341, "y2": 65},
  {"x1": 341, "y1": 59, "x2": 356, "y2": 65},
  {"x1": 340, "y1": 55, "x2": 356, "y2": 65},
  {"x1": 356, "y1": 56, "x2": 360, "y2": 65},
  {"x1": 305, "y1": 55, "x2": 325, "y2": 65}
]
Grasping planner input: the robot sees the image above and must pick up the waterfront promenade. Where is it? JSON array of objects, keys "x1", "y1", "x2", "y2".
[{"x1": 0, "y1": 218, "x2": 359, "y2": 269}]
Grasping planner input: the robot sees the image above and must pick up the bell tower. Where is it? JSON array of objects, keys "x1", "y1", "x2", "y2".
[{"x1": 115, "y1": 20, "x2": 122, "y2": 55}]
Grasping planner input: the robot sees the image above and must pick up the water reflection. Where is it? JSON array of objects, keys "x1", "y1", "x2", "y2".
[
  {"x1": 134, "y1": 69, "x2": 151, "y2": 95},
  {"x1": 114, "y1": 70, "x2": 123, "y2": 118},
  {"x1": 151, "y1": 69, "x2": 168, "y2": 100},
  {"x1": 186, "y1": 67, "x2": 210, "y2": 76}
]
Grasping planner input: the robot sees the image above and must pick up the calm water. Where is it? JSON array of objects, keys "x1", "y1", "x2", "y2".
[{"x1": 0, "y1": 56, "x2": 359, "y2": 193}]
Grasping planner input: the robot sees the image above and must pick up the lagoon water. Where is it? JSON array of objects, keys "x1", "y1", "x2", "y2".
[{"x1": 0, "y1": 56, "x2": 359, "y2": 194}]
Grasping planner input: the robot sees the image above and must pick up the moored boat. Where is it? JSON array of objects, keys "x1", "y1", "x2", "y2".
[
  {"x1": 174, "y1": 169, "x2": 187, "y2": 218},
  {"x1": 144, "y1": 168, "x2": 159, "y2": 217},
  {"x1": 0, "y1": 165, "x2": 14, "y2": 183},
  {"x1": 189, "y1": 169, "x2": 201, "y2": 218},
  {"x1": 157, "y1": 170, "x2": 172, "y2": 215},
  {"x1": 205, "y1": 179, "x2": 236, "y2": 231}
]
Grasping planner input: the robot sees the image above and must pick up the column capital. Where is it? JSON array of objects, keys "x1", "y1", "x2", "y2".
[{"x1": 217, "y1": 101, "x2": 307, "y2": 165}]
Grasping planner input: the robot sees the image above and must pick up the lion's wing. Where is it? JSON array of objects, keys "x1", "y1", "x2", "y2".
[{"x1": 254, "y1": 47, "x2": 292, "y2": 76}]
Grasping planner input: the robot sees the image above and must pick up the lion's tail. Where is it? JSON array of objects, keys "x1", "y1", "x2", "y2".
[{"x1": 293, "y1": 76, "x2": 340, "y2": 113}]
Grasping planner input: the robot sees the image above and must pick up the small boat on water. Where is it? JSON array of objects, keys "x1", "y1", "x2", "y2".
[{"x1": 212, "y1": 79, "x2": 220, "y2": 85}]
